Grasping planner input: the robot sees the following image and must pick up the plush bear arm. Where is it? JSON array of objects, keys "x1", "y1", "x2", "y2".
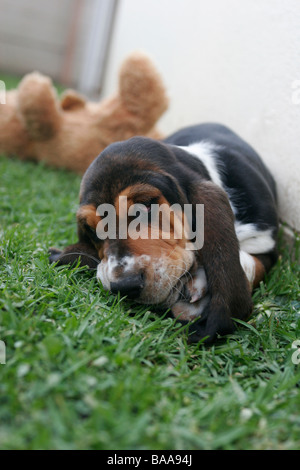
[
  {"x1": 60, "y1": 90, "x2": 86, "y2": 110},
  {"x1": 17, "y1": 72, "x2": 61, "y2": 140},
  {"x1": 119, "y1": 52, "x2": 169, "y2": 129}
]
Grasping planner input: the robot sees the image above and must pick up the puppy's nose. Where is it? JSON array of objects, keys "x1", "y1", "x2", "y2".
[{"x1": 110, "y1": 274, "x2": 144, "y2": 298}]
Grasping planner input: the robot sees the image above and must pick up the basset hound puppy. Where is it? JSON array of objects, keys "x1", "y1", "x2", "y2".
[{"x1": 49, "y1": 123, "x2": 278, "y2": 343}]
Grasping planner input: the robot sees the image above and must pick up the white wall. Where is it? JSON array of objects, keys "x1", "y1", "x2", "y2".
[{"x1": 102, "y1": 0, "x2": 300, "y2": 232}]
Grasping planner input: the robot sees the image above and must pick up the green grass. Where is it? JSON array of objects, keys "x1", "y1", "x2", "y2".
[{"x1": 1, "y1": 75, "x2": 300, "y2": 450}]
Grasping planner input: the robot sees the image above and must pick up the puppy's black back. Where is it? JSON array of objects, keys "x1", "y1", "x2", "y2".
[{"x1": 164, "y1": 123, "x2": 278, "y2": 232}]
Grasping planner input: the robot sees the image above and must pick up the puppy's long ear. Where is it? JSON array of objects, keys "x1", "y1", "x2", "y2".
[{"x1": 187, "y1": 181, "x2": 253, "y2": 343}]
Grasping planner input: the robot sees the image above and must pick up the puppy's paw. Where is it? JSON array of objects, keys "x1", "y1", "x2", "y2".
[
  {"x1": 49, "y1": 247, "x2": 63, "y2": 264},
  {"x1": 48, "y1": 243, "x2": 100, "y2": 268},
  {"x1": 171, "y1": 295, "x2": 210, "y2": 322},
  {"x1": 186, "y1": 266, "x2": 207, "y2": 303},
  {"x1": 171, "y1": 266, "x2": 209, "y2": 321}
]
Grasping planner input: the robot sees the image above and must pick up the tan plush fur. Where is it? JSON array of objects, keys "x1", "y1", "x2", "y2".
[{"x1": 0, "y1": 52, "x2": 168, "y2": 174}]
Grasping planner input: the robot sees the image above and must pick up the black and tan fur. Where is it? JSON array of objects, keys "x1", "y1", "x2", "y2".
[{"x1": 50, "y1": 123, "x2": 278, "y2": 343}]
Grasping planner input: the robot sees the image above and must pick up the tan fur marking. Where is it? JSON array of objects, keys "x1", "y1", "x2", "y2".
[
  {"x1": 76, "y1": 204, "x2": 100, "y2": 229},
  {"x1": 123, "y1": 184, "x2": 161, "y2": 202},
  {"x1": 114, "y1": 186, "x2": 190, "y2": 252},
  {"x1": 252, "y1": 256, "x2": 266, "y2": 289},
  {"x1": 115, "y1": 184, "x2": 161, "y2": 216}
]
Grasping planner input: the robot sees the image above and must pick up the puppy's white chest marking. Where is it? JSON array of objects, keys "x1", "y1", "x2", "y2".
[{"x1": 179, "y1": 141, "x2": 223, "y2": 189}]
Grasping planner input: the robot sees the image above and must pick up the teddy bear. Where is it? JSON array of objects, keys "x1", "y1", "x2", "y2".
[{"x1": 0, "y1": 52, "x2": 168, "y2": 174}]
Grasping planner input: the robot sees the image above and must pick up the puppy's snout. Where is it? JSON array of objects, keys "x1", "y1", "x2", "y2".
[{"x1": 110, "y1": 273, "x2": 144, "y2": 298}]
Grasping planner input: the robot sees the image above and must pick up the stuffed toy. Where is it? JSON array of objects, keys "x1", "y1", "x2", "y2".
[{"x1": 0, "y1": 52, "x2": 168, "y2": 173}]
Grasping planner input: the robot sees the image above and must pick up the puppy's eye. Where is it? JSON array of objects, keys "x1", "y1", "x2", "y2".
[
  {"x1": 137, "y1": 203, "x2": 151, "y2": 216},
  {"x1": 138, "y1": 197, "x2": 159, "y2": 214},
  {"x1": 129, "y1": 198, "x2": 158, "y2": 223},
  {"x1": 135, "y1": 202, "x2": 152, "y2": 221}
]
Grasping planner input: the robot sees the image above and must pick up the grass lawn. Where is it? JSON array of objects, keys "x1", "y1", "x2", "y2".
[{"x1": 0, "y1": 77, "x2": 300, "y2": 450}]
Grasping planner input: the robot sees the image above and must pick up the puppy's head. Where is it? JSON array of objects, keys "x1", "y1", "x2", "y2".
[{"x1": 77, "y1": 137, "x2": 197, "y2": 307}]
